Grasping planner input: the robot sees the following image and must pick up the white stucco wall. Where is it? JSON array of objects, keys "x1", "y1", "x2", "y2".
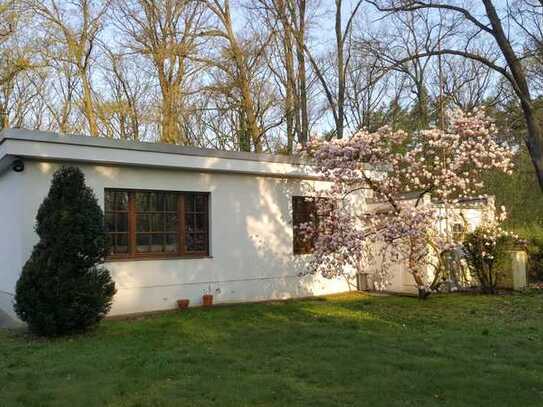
[
  {"x1": 0, "y1": 168, "x2": 24, "y2": 323},
  {"x1": 3, "y1": 160, "x2": 360, "y2": 317}
]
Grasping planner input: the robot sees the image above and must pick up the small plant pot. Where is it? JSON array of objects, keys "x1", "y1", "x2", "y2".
[
  {"x1": 202, "y1": 294, "x2": 213, "y2": 307},
  {"x1": 177, "y1": 299, "x2": 190, "y2": 309}
]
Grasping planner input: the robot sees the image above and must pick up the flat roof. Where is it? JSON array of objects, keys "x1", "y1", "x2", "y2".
[
  {"x1": 0, "y1": 128, "x2": 302, "y2": 165},
  {"x1": 0, "y1": 128, "x2": 327, "y2": 179}
]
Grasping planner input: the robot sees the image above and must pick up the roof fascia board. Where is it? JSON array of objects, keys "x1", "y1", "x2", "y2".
[
  {"x1": 1, "y1": 138, "x2": 322, "y2": 179},
  {"x1": 0, "y1": 129, "x2": 301, "y2": 165}
]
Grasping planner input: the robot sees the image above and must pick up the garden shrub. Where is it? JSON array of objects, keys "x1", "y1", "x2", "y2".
[
  {"x1": 14, "y1": 167, "x2": 116, "y2": 336},
  {"x1": 462, "y1": 226, "x2": 513, "y2": 294}
]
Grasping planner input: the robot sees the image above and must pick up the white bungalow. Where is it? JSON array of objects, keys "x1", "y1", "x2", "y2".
[{"x1": 0, "y1": 129, "x2": 489, "y2": 326}]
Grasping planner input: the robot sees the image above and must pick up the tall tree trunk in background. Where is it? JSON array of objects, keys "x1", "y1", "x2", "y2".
[
  {"x1": 238, "y1": 109, "x2": 250, "y2": 152},
  {"x1": 231, "y1": 42, "x2": 261, "y2": 152},
  {"x1": 481, "y1": 0, "x2": 543, "y2": 191},
  {"x1": 296, "y1": 0, "x2": 309, "y2": 145},
  {"x1": 335, "y1": 0, "x2": 345, "y2": 139},
  {"x1": 298, "y1": 0, "x2": 362, "y2": 140},
  {"x1": 288, "y1": 0, "x2": 309, "y2": 145},
  {"x1": 206, "y1": 0, "x2": 262, "y2": 152},
  {"x1": 114, "y1": 0, "x2": 203, "y2": 144},
  {"x1": 33, "y1": 0, "x2": 108, "y2": 137},
  {"x1": 160, "y1": 86, "x2": 180, "y2": 144},
  {"x1": 81, "y1": 74, "x2": 98, "y2": 137},
  {"x1": 520, "y1": 95, "x2": 543, "y2": 190},
  {"x1": 277, "y1": 0, "x2": 296, "y2": 153},
  {"x1": 0, "y1": 103, "x2": 8, "y2": 129},
  {"x1": 105, "y1": 50, "x2": 142, "y2": 141}
]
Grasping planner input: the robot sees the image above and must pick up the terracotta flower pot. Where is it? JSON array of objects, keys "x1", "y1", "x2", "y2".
[
  {"x1": 177, "y1": 299, "x2": 190, "y2": 309},
  {"x1": 202, "y1": 294, "x2": 213, "y2": 307}
]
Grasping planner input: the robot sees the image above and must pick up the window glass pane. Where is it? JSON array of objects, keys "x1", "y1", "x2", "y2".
[
  {"x1": 136, "y1": 234, "x2": 151, "y2": 253},
  {"x1": 183, "y1": 193, "x2": 209, "y2": 253},
  {"x1": 194, "y1": 194, "x2": 207, "y2": 212},
  {"x1": 185, "y1": 194, "x2": 194, "y2": 213},
  {"x1": 165, "y1": 214, "x2": 177, "y2": 232},
  {"x1": 185, "y1": 213, "x2": 194, "y2": 233},
  {"x1": 195, "y1": 213, "x2": 206, "y2": 232},
  {"x1": 137, "y1": 214, "x2": 149, "y2": 233},
  {"x1": 115, "y1": 192, "x2": 128, "y2": 211},
  {"x1": 137, "y1": 213, "x2": 169, "y2": 233},
  {"x1": 165, "y1": 234, "x2": 177, "y2": 253},
  {"x1": 148, "y1": 193, "x2": 158, "y2": 211},
  {"x1": 156, "y1": 193, "x2": 165, "y2": 211},
  {"x1": 136, "y1": 192, "x2": 149, "y2": 212},
  {"x1": 134, "y1": 191, "x2": 178, "y2": 254},
  {"x1": 105, "y1": 192, "x2": 113, "y2": 211},
  {"x1": 165, "y1": 194, "x2": 177, "y2": 211},
  {"x1": 105, "y1": 213, "x2": 115, "y2": 232},
  {"x1": 186, "y1": 193, "x2": 208, "y2": 213},
  {"x1": 151, "y1": 234, "x2": 164, "y2": 252},
  {"x1": 106, "y1": 191, "x2": 128, "y2": 212},
  {"x1": 152, "y1": 213, "x2": 164, "y2": 231},
  {"x1": 187, "y1": 233, "x2": 207, "y2": 252},
  {"x1": 115, "y1": 213, "x2": 128, "y2": 233},
  {"x1": 115, "y1": 234, "x2": 129, "y2": 253}
]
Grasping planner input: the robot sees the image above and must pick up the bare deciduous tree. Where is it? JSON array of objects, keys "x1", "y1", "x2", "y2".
[
  {"x1": 33, "y1": 0, "x2": 110, "y2": 137},
  {"x1": 113, "y1": 0, "x2": 207, "y2": 144},
  {"x1": 367, "y1": 0, "x2": 543, "y2": 191},
  {"x1": 200, "y1": 0, "x2": 273, "y2": 152}
]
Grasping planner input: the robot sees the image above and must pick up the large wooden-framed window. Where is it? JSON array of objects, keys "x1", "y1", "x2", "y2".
[
  {"x1": 292, "y1": 196, "x2": 333, "y2": 255},
  {"x1": 105, "y1": 189, "x2": 210, "y2": 260}
]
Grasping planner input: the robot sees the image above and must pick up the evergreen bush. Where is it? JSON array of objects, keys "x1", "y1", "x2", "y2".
[{"x1": 15, "y1": 167, "x2": 116, "y2": 336}]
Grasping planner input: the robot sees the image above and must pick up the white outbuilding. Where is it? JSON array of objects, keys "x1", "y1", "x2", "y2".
[
  {"x1": 0, "y1": 129, "x2": 365, "y2": 326},
  {"x1": 0, "y1": 129, "x2": 493, "y2": 327}
]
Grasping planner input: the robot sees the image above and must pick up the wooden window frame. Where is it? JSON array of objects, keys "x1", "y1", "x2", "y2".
[{"x1": 105, "y1": 189, "x2": 210, "y2": 261}]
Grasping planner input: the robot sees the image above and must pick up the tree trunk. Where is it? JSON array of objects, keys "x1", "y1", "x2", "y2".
[
  {"x1": 521, "y1": 102, "x2": 543, "y2": 190},
  {"x1": 481, "y1": 0, "x2": 543, "y2": 191},
  {"x1": 0, "y1": 102, "x2": 8, "y2": 129},
  {"x1": 238, "y1": 109, "x2": 250, "y2": 152},
  {"x1": 160, "y1": 87, "x2": 179, "y2": 144},
  {"x1": 222, "y1": 1, "x2": 261, "y2": 152},
  {"x1": 81, "y1": 75, "x2": 98, "y2": 137},
  {"x1": 279, "y1": 0, "x2": 296, "y2": 153},
  {"x1": 335, "y1": 0, "x2": 345, "y2": 139},
  {"x1": 295, "y1": 0, "x2": 309, "y2": 145}
]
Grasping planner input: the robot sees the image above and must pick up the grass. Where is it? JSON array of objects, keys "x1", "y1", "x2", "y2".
[{"x1": 1, "y1": 292, "x2": 543, "y2": 406}]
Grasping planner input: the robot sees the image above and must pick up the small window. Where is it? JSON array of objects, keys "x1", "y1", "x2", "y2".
[
  {"x1": 452, "y1": 223, "x2": 466, "y2": 242},
  {"x1": 292, "y1": 196, "x2": 333, "y2": 255},
  {"x1": 104, "y1": 189, "x2": 209, "y2": 259}
]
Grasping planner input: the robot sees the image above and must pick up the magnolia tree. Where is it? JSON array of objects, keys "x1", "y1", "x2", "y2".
[{"x1": 300, "y1": 109, "x2": 514, "y2": 299}]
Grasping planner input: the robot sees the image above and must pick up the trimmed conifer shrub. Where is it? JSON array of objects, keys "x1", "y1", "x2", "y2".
[{"x1": 14, "y1": 166, "x2": 116, "y2": 336}]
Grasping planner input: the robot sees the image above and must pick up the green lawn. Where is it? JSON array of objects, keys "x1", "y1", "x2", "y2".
[{"x1": 1, "y1": 292, "x2": 543, "y2": 407}]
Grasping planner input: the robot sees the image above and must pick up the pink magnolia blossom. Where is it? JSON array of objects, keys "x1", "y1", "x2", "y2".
[{"x1": 300, "y1": 109, "x2": 514, "y2": 298}]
